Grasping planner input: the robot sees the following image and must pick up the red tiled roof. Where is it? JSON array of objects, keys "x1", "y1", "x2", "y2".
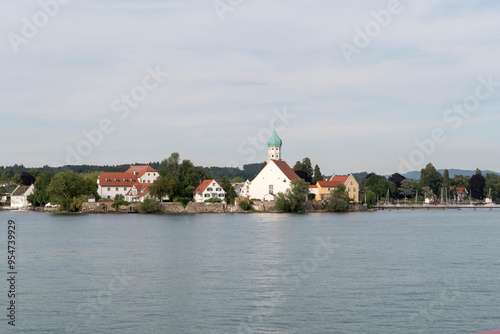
[
  {"x1": 194, "y1": 179, "x2": 216, "y2": 195},
  {"x1": 318, "y1": 180, "x2": 343, "y2": 188},
  {"x1": 309, "y1": 185, "x2": 318, "y2": 188},
  {"x1": 125, "y1": 165, "x2": 157, "y2": 178},
  {"x1": 271, "y1": 160, "x2": 301, "y2": 181},
  {"x1": 98, "y1": 172, "x2": 138, "y2": 187},
  {"x1": 331, "y1": 175, "x2": 349, "y2": 183}
]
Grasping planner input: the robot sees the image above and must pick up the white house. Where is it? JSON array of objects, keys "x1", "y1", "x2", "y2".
[
  {"x1": 124, "y1": 183, "x2": 169, "y2": 203},
  {"x1": 193, "y1": 180, "x2": 226, "y2": 203},
  {"x1": 233, "y1": 180, "x2": 252, "y2": 199},
  {"x1": 10, "y1": 184, "x2": 34, "y2": 209},
  {"x1": 97, "y1": 165, "x2": 159, "y2": 200}
]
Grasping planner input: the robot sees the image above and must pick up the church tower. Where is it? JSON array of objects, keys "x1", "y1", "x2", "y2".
[{"x1": 267, "y1": 128, "x2": 283, "y2": 162}]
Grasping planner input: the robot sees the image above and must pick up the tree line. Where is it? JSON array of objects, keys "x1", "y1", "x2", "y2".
[{"x1": 358, "y1": 163, "x2": 498, "y2": 205}]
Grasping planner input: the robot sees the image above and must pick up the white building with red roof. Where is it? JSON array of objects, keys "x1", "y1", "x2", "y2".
[
  {"x1": 193, "y1": 179, "x2": 226, "y2": 203},
  {"x1": 248, "y1": 130, "x2": 301, "y2": 201},
  {"x1": 97, "y1": 165, "x2": 159, "y2": 200},
  {"x1": 124, "y1": 183, "x2": 157, "y2": 203}
]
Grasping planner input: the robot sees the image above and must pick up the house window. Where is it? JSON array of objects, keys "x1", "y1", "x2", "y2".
[
  {"x1": 124, "y1": 187, "x2": 127, "y2": 191},
  {"x1": 107, "y1": 188, "x2": 111, "y2": 191},
  {"x1": 348, "y1": 187, "x2": 351, "y2": 191},
  {"x1": 219, "y1": 194, "x2": 224, "y2": 198},
  {"x1": 328, "y1": 188, "x2": 331, "y2": 191},
  {"x1": 354, "y1": 187, "x2": 357, "y2": 192},
  {"x1": 269, "y1": 185, "x2": 274, "y2": 194},
  {"x1": 216, "y1": 188, "x2": 221, "y2": 191},
  {"x1": 204, "y1": 194, "x2": 210, "y2": 198},
  {"x1": 354, "y1": 194, "x2": 357, "y2": 199},
  {"x1": 148, "y1": 173, "x2": 150, "y2": 176},
  {"x1": 350, "y1": 181, "x2": 353, "y2": 185},
  {"x1": 207, "y1": 188, "x2": 213, "y2": 191},
  {"x1": 116, "y1": 187, "x2": 119, "y2": 191}
]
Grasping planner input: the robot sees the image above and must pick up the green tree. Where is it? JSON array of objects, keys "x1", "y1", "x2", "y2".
[
  {"x1": 178, "y1": 159, "x2": 198, "y2": 189},
  {"x1": 47, "y1": 171, "x2": 97, "y2": 211},
  {"x1": 231, "y1": 176, "x2": 245, "y2": 183},
  {"x1": 139, "y1": 198, "x2": 160, "y2": 213},
  {"x1": 293, "y1": 158, "x2": 313, "y2": 183},
  {"x1": 159, "y1": 153, "x2": 180, "y2": 177},
  {"x1": 301, "y1": 158, "x2": 313, "y2": 182},
  {"x1": 220, "y1": 176, "x2": 237, "y2": 205},
  {"x1": 324, "y1": 184, "x2": 351, "y2": 212},
  {"x1": 69, "y1": 195, "x2": 89, "y2": 212},
  {"x1": 398, "y1": 179, "x2": 415, "y2": 199},
  {"x1": 469, "y1": 173, "x2": 486, "y2": 199},
  {"x1": 388, "y1": 173, "x2": 406, "y2": 189},
  {"x1": 365, "y1": 190, "x2": 377, "y2": 209},
  {"x1": 182, "y1": 185, "x2": 196, "y2": 199},
  {"x1": 12, "y1": 174, "x2": 22, "y2": 185},
  {"x1": 238, "y1": 201, "x2": 252, "y2": 211},
  {"x1": 275, "y1": 179, "x2": 309, "y2": 212},
  {"x1": 312, "y1": 165, "x2": 323, "y2": 184},
  {"x1": 28, "y1": 171, "x2": 52, "y2": 207},
  {"x1": 420, "y1": 163, "x2": 443, "y2": 195},
  {"x1": 485, "y1": 173, "x2": 500, "y2": 200},
  {"x1": 20, "y1": 171, "x2": 35, "y2": 186},
  {"x1": 150, "y1": 175, "x2": 178, "y2": 201},
  {"x1": 450, "y1": 174, "x2": 469, "y2": 188}
]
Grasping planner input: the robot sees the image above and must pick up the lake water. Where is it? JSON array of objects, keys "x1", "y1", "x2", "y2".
[{"x1": 1, "y1": 210, "x2": 499, "y2": 334}]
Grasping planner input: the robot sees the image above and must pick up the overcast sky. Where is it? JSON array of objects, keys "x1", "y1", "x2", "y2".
[{"x1": 1, "y1": 0, "x2": 500, "y2": 175}]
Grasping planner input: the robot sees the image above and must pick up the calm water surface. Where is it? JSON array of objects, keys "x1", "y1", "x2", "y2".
[{"x1": 1, "y1": 210, "x2": 499, "y2": 334}]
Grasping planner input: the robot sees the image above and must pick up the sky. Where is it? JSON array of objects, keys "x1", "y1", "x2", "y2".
[{"x1": 1, "y1": 0, "x2": 500, "y2": 175}]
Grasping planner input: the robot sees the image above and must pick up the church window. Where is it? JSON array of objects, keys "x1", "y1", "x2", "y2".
[{"x1": 269, "y1": 185, "x2": 274, "y2": 194}]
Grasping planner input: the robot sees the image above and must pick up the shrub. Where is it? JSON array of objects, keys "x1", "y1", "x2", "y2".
[
  {"x1": 274, "y1": 179, "x2": 309, "y2": 213},
  {"x1": 238, "y1": 201, "x2": 252, "y2": 211},
  {"x1": 139, "y1": 198, "x2": 160, "y2": 213},
  {"x1": 69, "y1": 195, "x2": 88, "y2": 212},
  {"x1": 205, "y1": 198, "x2": 222, "y2": 203},
  {"x1": 111, "y1": 199, "x2": 131, "y2": 209},
  {"x1": 174, "y1": 197, "x2": 191, "y2": 207},
  {"x1": 324, "y1": 184, "x2": 351, "y2": 212}
]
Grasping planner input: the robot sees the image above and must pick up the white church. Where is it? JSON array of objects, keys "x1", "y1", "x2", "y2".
[{"x1": 248, "y1": 129, "x2": 301, "y2": 201}]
